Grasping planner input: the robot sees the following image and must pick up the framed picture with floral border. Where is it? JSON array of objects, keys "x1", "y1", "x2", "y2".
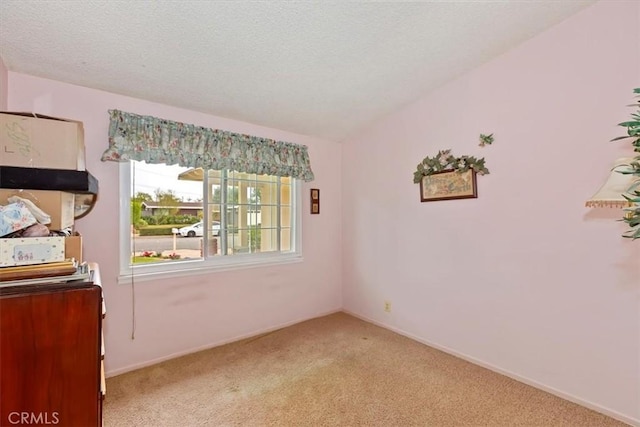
[{"x1": 420, "y1": 169, "x2": 477, "y2": 202}]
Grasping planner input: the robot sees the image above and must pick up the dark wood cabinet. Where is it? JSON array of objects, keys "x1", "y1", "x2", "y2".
[{"x1": 0, "y1": 282, "x2": 103, "y2": 427}]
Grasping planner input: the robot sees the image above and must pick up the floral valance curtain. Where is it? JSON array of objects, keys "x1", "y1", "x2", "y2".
[{"x1": 101, "y1": 109, "x2": 315, "y2": 181}]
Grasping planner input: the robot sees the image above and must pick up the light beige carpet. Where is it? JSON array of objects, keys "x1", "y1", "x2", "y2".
[{"x1": 104, "y1": 312, "x2": 627, "y2": 426}]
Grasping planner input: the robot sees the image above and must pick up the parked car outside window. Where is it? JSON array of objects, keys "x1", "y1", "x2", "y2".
[{"x1": 177, "y1": 221, "x2": 220, "y2": 237}]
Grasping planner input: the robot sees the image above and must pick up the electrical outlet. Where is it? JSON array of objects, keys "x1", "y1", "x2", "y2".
[{"x1": 384, "y1": 301, "x2": 391, "y2": 313}]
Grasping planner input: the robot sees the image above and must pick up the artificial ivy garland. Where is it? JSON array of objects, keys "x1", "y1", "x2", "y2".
[
  {"x1": 479, "y1": 133, "x2": 494, "y2": 147},
  {"x1": 413, "y1": 149, "x2": 490, "y2": 184}
]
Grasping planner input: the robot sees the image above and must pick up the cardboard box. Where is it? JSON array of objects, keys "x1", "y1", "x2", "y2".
[
  {"x1": 65, "y1": 232, "x2": 82, "y2": 263},
  {"x1": 0, "y1": 236, "x2": 65, "y2": 267},
  {"x1": 0, "y1": 189, "x2": 75, "y2": 231},
  {"x1": 0, "y1": 112, "x2": 86, "y2": 171}
]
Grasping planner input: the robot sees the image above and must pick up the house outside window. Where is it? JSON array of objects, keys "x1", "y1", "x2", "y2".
[{"x1": 140, "y1": 201, "x2": 203, "y2": 218}]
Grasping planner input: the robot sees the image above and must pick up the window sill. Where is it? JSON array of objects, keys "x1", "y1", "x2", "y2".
[{"x1": 117, "y1": 253, "x2": 303, "y2": 284}]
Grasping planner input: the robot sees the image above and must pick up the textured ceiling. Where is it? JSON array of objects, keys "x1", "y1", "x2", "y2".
[{"x1": 0, "y1": 1, "x2": 596, "y2": 142}]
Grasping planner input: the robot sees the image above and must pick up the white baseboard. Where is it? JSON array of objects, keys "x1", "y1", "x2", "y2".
[
  {"x1": 105, "y1": 308, "x2": 342, "y2": 378},
  {"x1": 342, "y1": 309, "x2": 639, "y2": 427}
]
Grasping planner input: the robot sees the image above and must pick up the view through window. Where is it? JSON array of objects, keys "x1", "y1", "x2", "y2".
[{"x1": 127, "y1": 160, "x2": 297, "y2": 269}]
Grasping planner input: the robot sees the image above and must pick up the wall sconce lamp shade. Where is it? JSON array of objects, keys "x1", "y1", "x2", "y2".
[{"x1": 585, "y1": 158, "x2": 638, "y2": 208}]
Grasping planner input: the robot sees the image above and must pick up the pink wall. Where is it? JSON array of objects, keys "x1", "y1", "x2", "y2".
[
  {"x1": 0, "y1": 56, "x2": 8, "y2": 110},
  {"x1": 4, "y1": 1, "x2": 638, "y2": 423},
  {"x1": 7, "y1": 74, "x2": 343, "y2": 376},
  {"x1": 342, "y1": 1, "x2": 639, "y2": 424}
]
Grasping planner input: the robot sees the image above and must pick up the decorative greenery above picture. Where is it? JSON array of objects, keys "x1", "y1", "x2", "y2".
[
  {"x1": 479, "y1": 133, "x2": 494, "y2": 147},
  {"x1": 413, "y1": 149, "x2": 490, "y2": 184},
  {"x1": 612, "y1": 88, "x2": 640, "y2": 239}
]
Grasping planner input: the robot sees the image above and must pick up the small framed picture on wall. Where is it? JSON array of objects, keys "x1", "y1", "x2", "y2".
[{"x1": 310, "y1": 188, "x2": 320, "y2": 214}]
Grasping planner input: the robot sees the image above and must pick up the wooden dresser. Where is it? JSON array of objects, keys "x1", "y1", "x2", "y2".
[{"x1": 0, "y1": 275, "x2": 104, "y2": 426}]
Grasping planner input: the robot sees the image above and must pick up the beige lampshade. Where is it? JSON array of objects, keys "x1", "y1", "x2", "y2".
[{"x1": 585, "y1": 158, "x2": 638, "y2": 208}]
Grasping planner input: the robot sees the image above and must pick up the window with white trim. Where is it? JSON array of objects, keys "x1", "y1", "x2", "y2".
[
  {"x1": 119, "y1": 160, "x2": 302, "y2": 281},
  {"x1": 103, "y1": 109, "x2": 313, "y2": 281}
]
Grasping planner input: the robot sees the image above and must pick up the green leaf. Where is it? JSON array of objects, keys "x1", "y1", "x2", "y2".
[
  {"x1": 618, "y1": 121, "x2": 640, "y2": 127},
  {"x1": 413, "y1": 149, "x2": 489, "y2": 182}
]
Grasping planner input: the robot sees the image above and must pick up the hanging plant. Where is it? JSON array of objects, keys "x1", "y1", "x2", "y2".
[{"x1": 413, "y1": 149, "x2": 489, "y2": 184}]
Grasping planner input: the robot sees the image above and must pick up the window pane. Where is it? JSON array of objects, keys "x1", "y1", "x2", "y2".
[
  {"x1": 130, "y1": 161, "x2": 203, "y2": 266},
  {"x1": 281, "y1": 183, "x2": 291, "y2": 205},
  {"x1": 258, "y1": 205, "x2": 275, "y2": 229},
  {"x1": 281, "y1": 228, "x2": 291, "y2": 252},
  {"x1": 122, "y1": 161, "x2": 299, "y2": 276},
  {"x1": 280, "y1": 206, "x2": 291, "y2": 228},
  {"x1": 259, "y1": 228, "x2": 278, "y2": 253},
  {"x1": 258, "y1": 182, "x2": 275, "y2": 206}
]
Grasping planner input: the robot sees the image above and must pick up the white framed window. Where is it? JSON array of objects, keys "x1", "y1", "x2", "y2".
[{"x1": 118, "y1": 161, "x2": 302, "y2": 283}]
